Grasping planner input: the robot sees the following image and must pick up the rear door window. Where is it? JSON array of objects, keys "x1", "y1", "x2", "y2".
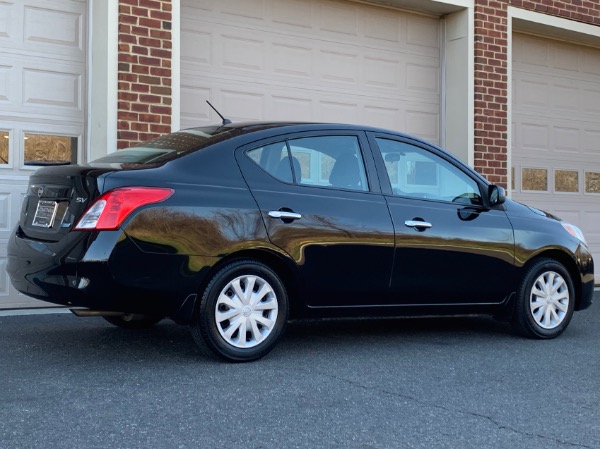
[{"x1": 246, "y1": 135, "x2": 369, "y2": 192}]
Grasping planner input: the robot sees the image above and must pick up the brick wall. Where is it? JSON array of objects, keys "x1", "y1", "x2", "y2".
[
  {"x1": 473, "y1": 0, "x2": 600, "y2": 188},
  {"x1": 117, "y1": 0, "x2": 172, "y2": 149}
]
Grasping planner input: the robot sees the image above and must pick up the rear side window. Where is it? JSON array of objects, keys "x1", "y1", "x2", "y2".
[{"x1": 247, "y1": 135, "x2": 368, "y2": 192}]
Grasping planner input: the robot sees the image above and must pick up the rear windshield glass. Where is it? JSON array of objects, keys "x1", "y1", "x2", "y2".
[{"x1": 91, "y1": 127, "x2": 234, "y2": 165}]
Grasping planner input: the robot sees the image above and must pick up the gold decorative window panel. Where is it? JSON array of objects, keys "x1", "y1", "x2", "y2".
[
  {"x1": 521, "y1": 168, "x2": 547, "y2": 191},
  {"x1": 554, "y1": 170, "x2": 578, "y2": 193},
  {"x1": 585, "y1": 172, "x2": 600, "y2": 194},
  {"x1": 24, "y1": 133, "x2": 77, "y2": 165},
  {"x1": 0, "y1": 131, "x2": 8, "y2": 165}
]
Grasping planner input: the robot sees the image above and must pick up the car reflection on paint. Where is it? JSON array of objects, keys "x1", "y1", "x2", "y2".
[{"x1": 7, "y1": 122, "x2": 595, "y2": 362}]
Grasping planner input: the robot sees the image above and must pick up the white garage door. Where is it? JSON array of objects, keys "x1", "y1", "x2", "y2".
[
  {"x1": 0, "y1": 0, "x2": 86, "y2": 308},
  {"x1": 512, "y1": 33, "x2": 600, "y2": 279},
  {"x1": 181, "y1": 0, "x2": 441, "y2": 143}
]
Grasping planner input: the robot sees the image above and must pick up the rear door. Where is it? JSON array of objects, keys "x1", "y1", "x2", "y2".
[
  {"x1": 368, "y1": 134, "x2": 516, "y2": 305},
  {"x1": 236, "y1": 131, "x2": 395, "y2": 308}
]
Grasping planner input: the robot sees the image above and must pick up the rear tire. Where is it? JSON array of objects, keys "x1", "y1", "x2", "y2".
[
  {"x1": 103, "y1": 314, "x2": 162, "y2": 329},
  {"x1": 190, "y1": 260, "x2": 288, "y2": 362},
  {"x1": 512, "y1": 258, "x2": 574, "y2": 339}
]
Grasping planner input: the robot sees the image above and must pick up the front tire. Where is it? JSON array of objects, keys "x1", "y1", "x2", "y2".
[
  {"x1": 512, "y1": 258, "x2": 575, "y2": 339},
  {"x1": 191, "y1": 260, "x2": 289, "y2": 362}
]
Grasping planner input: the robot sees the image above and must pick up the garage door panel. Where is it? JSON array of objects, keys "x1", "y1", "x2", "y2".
[
  {"x1": 0, "y1": 2, "x2": 11, "y2": 39},
  {"x1": 583, "y1": 129, "x2": 600, "y2": 156},
  {"x1": 272, "y1": 43, "x2": 313, "y2": 78},
  {"x1": 582, "y1": 87, "x2": 600, "y2": 114},
  {"x1": 221, "y1": 0, "x2": 265, "y2": 20},
  {"x1": 0, "y1": 0, "x2": 85, "y2": 61},
  {"x1": 23, "y1": 4, "x2": 83, "y2": 49},
  {"x1": 0, "y1": 64, "x2": 10, "y2": 103},
  {"x1": 582, "y1": 48, "x2": 600, "y2": 75},
  {"x1": 221, "y1": 89, "x2": 265, "y2": 121},
  {"x1": 272, "y1": 95, "x2": 313, "y2": 121},
  {"x1": 319, "y1": 0, "x2": 359, "y2": 36},
  {"x1": 222, "y1": 35, "x2": 265, "y2": 72},
  {"x1": 0, "y1": 56, "x2": 84, "y2": 120},
  {"x1": 272, "y1": 0, "x2": 312, "y2": 29}
]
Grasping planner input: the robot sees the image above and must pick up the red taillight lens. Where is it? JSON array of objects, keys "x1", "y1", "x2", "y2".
[{"x1": 74, "y1": 187, "x2": 174, "y2": 231}]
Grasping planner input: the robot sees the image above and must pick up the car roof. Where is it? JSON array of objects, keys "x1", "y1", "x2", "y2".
[{"x1": 183, "y1": 121, "x2": 416, "y2": 139}]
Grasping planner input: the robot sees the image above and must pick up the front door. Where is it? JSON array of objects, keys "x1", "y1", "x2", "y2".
[
  {"x1": 369, "y1": 134, "x2": 516, "y2": 305},
  {"x1": 237, "y1": 131, "x2": 395, "y2": 308}
]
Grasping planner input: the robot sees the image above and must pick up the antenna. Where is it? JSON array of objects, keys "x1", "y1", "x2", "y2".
[{"x1": 206, "y1": 101, "x2": 232, "y2": 125}]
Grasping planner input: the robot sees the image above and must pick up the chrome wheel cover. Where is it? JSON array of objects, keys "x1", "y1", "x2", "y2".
[
  {"x1": 529, "y1": 271, "x2": 569, "y2": 330},
  {"x1": 215, "y1": 275, "x2": 279, "y2": 349}
]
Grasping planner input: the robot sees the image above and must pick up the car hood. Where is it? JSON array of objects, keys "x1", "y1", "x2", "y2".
[{"x1": 503, "y1": 198, "x2": 563, "y2": 223}]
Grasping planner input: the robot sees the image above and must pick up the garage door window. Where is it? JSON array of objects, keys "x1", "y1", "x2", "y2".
[
  {"x1": 23, "y1": 133, "x2": 78, "y2": 165},
  {"x1": 0, "y1": 131, "x2": 8, "y2": 165},
  {"x1": 521, "y1": 168, "x2": 547, "y2": 192},
  {"x1": 554, "y1": 170, "x2": 579, "y2": 193}
]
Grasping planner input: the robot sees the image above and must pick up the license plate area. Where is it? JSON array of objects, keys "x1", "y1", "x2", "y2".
[{"x1": 32, "y1": 200, "x2": 59, "y2": 228}]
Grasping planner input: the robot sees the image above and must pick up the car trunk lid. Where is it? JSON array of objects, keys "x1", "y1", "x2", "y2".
[{"x1": 19, "y1": 165, "x2": 113, "y2": 242}]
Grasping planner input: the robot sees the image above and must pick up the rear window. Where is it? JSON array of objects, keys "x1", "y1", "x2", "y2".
[{"x1": 91, "y1": 127, "x2": 234, "y2": 165}]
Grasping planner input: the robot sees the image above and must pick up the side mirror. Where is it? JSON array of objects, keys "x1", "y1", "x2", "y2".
[{"x1": 488, "y1": 185, "x2": 506, "y2": 206}]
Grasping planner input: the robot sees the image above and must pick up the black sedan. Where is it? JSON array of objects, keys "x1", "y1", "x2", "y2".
[{"x1": 7, "y1": 122, "x2": 595, "y2": 362}]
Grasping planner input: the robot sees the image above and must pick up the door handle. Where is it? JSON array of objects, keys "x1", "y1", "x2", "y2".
[
  {"x1": 268, "y1": 210, "x2": 302, "y2": 221},
  {"x1": 404, "y1": 220, "x2": 432, "y2": 230}
]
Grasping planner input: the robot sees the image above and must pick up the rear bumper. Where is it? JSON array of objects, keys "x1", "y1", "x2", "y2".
[{"x1": 7, "y1": 227, "x2": 215, "y2": 318}]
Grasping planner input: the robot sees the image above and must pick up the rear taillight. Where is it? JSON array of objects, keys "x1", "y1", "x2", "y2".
[{"x1": 74, "y1": 187, "x2": 174, "y2": 231}]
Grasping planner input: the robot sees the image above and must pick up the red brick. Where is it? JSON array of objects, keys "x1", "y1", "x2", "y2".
[
  {"x1": 132, "y1": 45, "x2": 150, "y2": 55},
  {"x1": 139, "y1": 18, "x2": 162, "y2": 29},
  {"x1": 132, "y1": 64, "x2": 150, "y2": 75},
  {"x1": 131, "y1": 122, "x2": 149, "y2": 132},
  {"x1": 131, "y1": 6, "x2": 149, "y2": 17},
  {"x1": 131, "y1": 83, "x2": 150, "y2": 93},
  {"x1": 139, "y1": 37, "x2": 162, "y2": 48},
  {"x1": 139, "y1": 94, "x2": 162, "y2": 104},
  {"x1": 150, "y1": 48, "x2": 171, "y2": 59},
  {"x1": 131, "y1": 103, "x2": 150, "y2": 113},
  {"x1": 150, "y1": 105, "x2": 171, "y2": 115},
  {"x1": 139, "y1": 0, "x2": 162, "y2": 10}
]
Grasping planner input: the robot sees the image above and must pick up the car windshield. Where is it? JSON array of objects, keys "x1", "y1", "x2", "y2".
[{"x1": 91, "y1": 126, "x2": 234, "y2": 166}]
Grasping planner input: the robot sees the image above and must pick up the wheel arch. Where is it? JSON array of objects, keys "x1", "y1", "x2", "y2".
[{"x1": 189, "y1": 248, "x2": 303, "y2": 323}]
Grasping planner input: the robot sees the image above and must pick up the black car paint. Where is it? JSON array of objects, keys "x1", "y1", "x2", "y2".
[{"x1": 6, "y1": 122, "x2": 594, "y2": 324}]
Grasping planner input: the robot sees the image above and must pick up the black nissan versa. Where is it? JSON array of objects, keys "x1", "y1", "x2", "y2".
[{"x1": 7, "y1": 122, "x2": 595, "y2": 362}]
